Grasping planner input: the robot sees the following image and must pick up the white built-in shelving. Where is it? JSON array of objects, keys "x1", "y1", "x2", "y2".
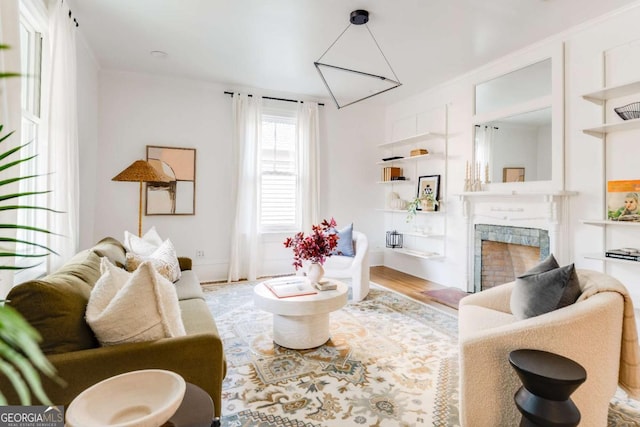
[
  {"x1": 580, "y1": 75, "x2": 640, "y2": 265},
  {"x1": 386, "y1": 248, "x2": 444, "y2": 260},
  {"x1": 378, "y1": 106, "x2": 449, "y2": 261},
  {"x1": 377, "y1": 132, "x2": 443, "y2": 149}
]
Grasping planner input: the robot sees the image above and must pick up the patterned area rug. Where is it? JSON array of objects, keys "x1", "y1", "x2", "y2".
[{"x1": 202, "y1": 282, "x2": 640, "y2": 427}]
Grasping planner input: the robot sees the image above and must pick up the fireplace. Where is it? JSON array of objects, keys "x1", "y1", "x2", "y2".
[{"x1": 474, "y1": 224, "x2": 550, "y2": 292}]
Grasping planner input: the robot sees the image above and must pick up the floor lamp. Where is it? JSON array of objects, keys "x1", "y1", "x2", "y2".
[{"x1": 112, "y1": 160, "x2": 170, "y2": 237}]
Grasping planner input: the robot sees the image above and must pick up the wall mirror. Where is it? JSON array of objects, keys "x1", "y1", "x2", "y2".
[
  {"x1": 472, "y1": 45, "x2": 563, "y2": 190},
  {"x1": 475, "y1": 107, "x2": 552, "y2": 183}
]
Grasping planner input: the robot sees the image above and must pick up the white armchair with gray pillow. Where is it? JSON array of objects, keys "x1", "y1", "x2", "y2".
[
  {"x1": 457, "y1": 259, "x2": 639, "y2": 427},
  {"x1": 322, "y1": 226, "x2": 370, "y2": 302}
]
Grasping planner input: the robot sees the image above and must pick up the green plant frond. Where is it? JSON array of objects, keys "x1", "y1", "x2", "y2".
[
  {"x1": 0, "y1": 154, "x2": 38, "y2": 173},
  {"x1": 0, "y1": 205, "x2": 64, "y2": 214},
  {"x1": 0, "y1": 307, "x2": 61, "y2": 383},
  {"x1": 0, "y1": 253, "x2": 49, "y2": 258},
  {"x1": 0, "y1": 138, "x2": 29, "y2": 155},
  {"x1": 0, "y1": 130, "x2": 15, "y2": 146},
  {"x1": 0, "y1": 190, "x2": 53, "y2": 203},
  {"x1": 0, "y1": 306, "x2": 41, "y2": 342},
  {"x1": 0, "y1": 224, "x2": 59, "y2": 236},
  {"x1": 0, "y1": 341, "x2": 50, "y2": 405},
  {"x1": 0, "y1": 357, "x2": 30, "y2": 405},
  {"x1": 0, "y1": 45, "x2": 11, "y2": 50},
  {"x1": 0, "y1": 264, "x2": 42, "y2": 271},
  {"x1": 0, "y1": 73, "x2": 20, "y2": 79},
  {"x1": 0, "y1": 174, "x2": 47, "y2": 188},
  {"x1": 0, "y1": 238, "x2": 58, "y2": 255}
]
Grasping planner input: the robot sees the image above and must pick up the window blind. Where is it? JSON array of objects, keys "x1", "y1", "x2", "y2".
[{"x1": 260, "y1": 114, "x2": 298, "y2": 231}]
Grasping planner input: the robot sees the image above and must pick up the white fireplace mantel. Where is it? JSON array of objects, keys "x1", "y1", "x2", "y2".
[{"x1": 456, "y1": 190, "x2": 579, "y2": 292}]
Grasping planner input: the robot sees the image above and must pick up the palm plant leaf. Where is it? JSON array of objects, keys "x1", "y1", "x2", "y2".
[
  {"x1": 0, "y1": 190, "x2": 53, "y2": 203},
  {"x1": 0, "y1": 205, "x2": 62, "y2": 214},
  {"x1": 0, "y1": 237, "x2": 58, "y2": 255},
  {"x1": 0, "y1": 357, "x2": 29, "y2": 405}
]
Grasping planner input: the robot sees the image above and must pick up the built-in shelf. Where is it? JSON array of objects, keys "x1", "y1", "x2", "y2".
[
  {"x1": 580, "y1": 219, "x2": 640, "y2": 227},
  {"x1": 376, "y1": 153, "x2": 443, "y2": 165},
  {"x1": 583, "y1": 117, "x2": 640, "y2": 137},
  {"x1": 376, "y1": 180, "x2": 411, "y2": 185},
  {"x1": 583, "y1": 253, "x2": 640, "y2": 265},
  {"x1": 582, "y1": 80, "x2": 640, "y2": 103},
  {"x1": 377, "y1": 131, "x2": 443, "y2": 149},
  {"x1": 387, "y1": 248, "x2": 443, "y2": 260},
  {"x1": 401, "y1": 232, "x2": 445, "y2": 239}
]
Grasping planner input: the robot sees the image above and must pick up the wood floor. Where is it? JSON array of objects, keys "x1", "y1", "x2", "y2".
[{"x1": 370, "y1": 266, "x2": 459, "y2": 316}]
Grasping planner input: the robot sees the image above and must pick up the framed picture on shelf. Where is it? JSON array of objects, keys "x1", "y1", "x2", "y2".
[
  {"x1": 146, "y1": 145, "x2": 197, "y2": 215},
  {"x1": 503, "y1": 167, "x2": 525, "y2": 182},
  {"x1": 416, "y1": 174, "x2": 440, "y2": 211},
  {"x1": 607, "y1": 180, "x2": 640, "y2": 222}
]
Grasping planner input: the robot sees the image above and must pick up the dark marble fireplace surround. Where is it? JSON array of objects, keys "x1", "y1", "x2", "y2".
[{"x1": 474, "y1": 224, "x2": 550, "y2": 293}]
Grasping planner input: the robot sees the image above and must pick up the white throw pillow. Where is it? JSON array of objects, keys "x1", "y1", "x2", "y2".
[
  {"x1": 125, "y1": 238, "x2": 181, "y2": 282},
  {"x1": 86, "y1": 258, "x2": 186, "y2": 346},
  {"x1": 123, "y1": 226, "x2": 164, "y2": 256}
]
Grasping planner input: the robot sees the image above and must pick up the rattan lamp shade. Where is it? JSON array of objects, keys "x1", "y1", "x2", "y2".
[
  {"x1": 112, "y1": 160, "x2": 169, "y2": 183},
  {"x1": 112, "y1": 160, "x2": 171, "y2": 237}
]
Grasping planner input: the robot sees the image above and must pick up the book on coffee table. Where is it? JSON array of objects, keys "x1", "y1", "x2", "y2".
[
  {"x1": 264, "y1": 278, "x2": 318, "y2": 298},
  {"x1": 315, "y1": 279, "x2": 338, "y2": 291}
]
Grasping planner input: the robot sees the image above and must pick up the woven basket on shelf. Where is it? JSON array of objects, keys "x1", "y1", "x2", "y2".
[{"x1": 614, "y1": 102, "x2": 640, "y2": 120}]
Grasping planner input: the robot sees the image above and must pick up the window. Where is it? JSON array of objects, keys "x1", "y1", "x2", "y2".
[
  {"x1": 15, "y1": 0, "x2": 48, "y2": 279},
  {"x1": 259, "y1": 109, "x2": 299, "y2": 232}
]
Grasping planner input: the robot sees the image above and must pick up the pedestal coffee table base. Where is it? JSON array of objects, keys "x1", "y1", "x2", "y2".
[
  {"x1": 253, "y1": 279, "x2": 349, "y2": 350},
  {"x1": 273, "y1": 312, "x2": 330, "y2": 349}
]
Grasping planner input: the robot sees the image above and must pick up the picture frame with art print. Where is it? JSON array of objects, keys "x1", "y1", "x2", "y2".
[
  {"x1": 416, "y1": 175, "x2": 440, "y2": 211},
  {"x1": 146, "y1": 145, "x2": 196, "y2": 215}
]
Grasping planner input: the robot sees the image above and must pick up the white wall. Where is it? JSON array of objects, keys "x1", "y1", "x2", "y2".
[{"x1": 85, "y1": 69, "x2": 384, "y2": 282}]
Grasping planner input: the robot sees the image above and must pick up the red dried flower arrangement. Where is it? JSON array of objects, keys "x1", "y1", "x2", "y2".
[{"x1": 283, "y1": 218, "x2": 340, "y2": 270}]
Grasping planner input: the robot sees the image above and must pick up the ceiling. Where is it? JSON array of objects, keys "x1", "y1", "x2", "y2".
[{"x1": 69, "y1": 0, "x2": 639, "y2": 106}]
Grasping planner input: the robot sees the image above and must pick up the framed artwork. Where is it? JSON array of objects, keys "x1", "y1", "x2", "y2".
[
  {"x1": 416, "y1": 174, "x2": 440, "y2": 211},
  {"x1": 503, "y1": 167, "x2": 525, "y2": 182},
  {"x1": 146, "y1": 145, "x2": 196, "y2": 215},
  {"x1": 607, "y1": 180, "x2": 640, "y2": 222}
]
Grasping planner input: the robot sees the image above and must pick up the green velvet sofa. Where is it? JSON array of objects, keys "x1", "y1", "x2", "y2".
[{"x1": 0, "y1": 237, "x2": 226, "y2": 419}]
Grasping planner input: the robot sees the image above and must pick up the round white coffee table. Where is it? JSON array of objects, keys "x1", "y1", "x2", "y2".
[{"x1": 253, "y1": 279, "x2": 348, "y2": 349}]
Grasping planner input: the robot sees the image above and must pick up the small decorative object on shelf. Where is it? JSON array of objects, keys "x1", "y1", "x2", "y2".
[
  {"x1": 607, "y1": 180, "x2": 640, "y2": 222},
  {"x1": 464, "y1": 161, "x2": 487, "y2": 192},
  {"x1": 410, "y1": 148, "x2": 428, "y2": 156},
  {"x1": 605, "y1": 248, "x2": 640, "y2": 261},
  {"x1": 381, "y1": 155, "x2": 404, "y2": 162},
  {"x1": 386, "y1": 230, "x2": 403, "y2": 248},
  {"x1": 406, "y1": 193, "x2": 438, "y2": 221},
  {"x1": 381, "y1": 166, "x2": 402, "y2": 181},
  {"x1": 614, "y1": 102, "x2": 640, "y2": 120}
]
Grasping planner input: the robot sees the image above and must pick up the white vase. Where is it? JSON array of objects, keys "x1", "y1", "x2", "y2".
[{"x1": 307, "y1": 263, "x2": 324, "y2": 284}]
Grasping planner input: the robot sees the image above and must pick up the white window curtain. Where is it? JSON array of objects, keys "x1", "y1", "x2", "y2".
[
  {"x1": 46, "y1": 0, "x2": 79, "y2": 271},
  {"x1": 228, "y1": 94, "x2": 261, "y2": 282},
  {"x1": 298, "y1": 101, "x2": 319, "y2": 232},
  {"x1": 475, "y1": 125, "x2": 494, "y2": 179}
]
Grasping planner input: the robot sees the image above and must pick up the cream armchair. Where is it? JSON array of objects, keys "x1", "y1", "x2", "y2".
[
  {"x1": 458, "y1": 269, "x2": 626, "y2": 427},
  {"x1": 322, "y1": 231, "x2": 370, "y2": 302}
]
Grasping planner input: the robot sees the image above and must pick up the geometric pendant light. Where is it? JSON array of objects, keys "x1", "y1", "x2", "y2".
[{"x1": 314, "y1": 10, "x2": 402, "y2": 109}]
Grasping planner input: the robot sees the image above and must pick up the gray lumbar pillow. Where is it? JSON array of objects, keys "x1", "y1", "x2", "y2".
[{"x1": 510, "y1": 254, "x2": 581, "y2": 320}]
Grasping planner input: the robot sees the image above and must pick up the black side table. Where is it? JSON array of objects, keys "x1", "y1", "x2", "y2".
[
  {"x1": 509, "y1": 349, "x2": 587, "y2": 427},
  {"x1": 162, "y1": 382, "x2": 217, "y2": 427}
]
